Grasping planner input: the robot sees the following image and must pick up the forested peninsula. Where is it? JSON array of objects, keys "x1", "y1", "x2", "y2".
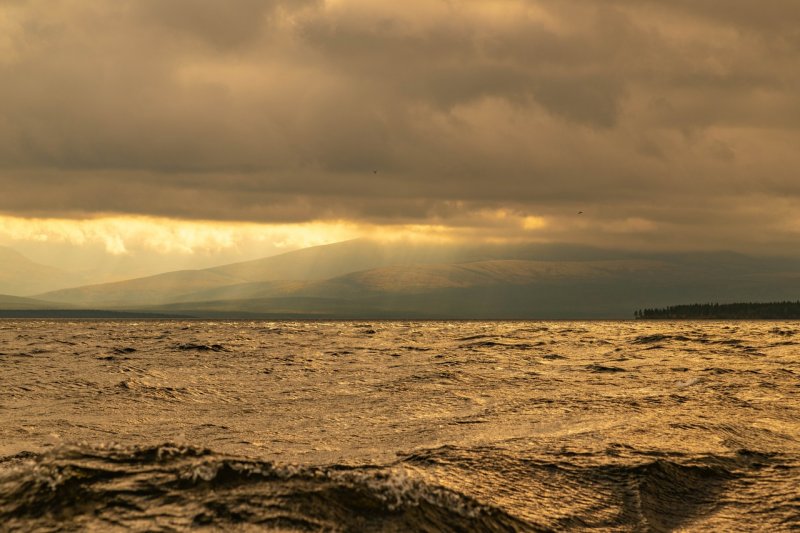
[{"x1": 635, "y1": 301, "x2": 800, "y2": 319}]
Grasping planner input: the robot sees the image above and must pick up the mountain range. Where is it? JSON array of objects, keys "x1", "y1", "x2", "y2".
[{"x1": 2, "y1": 239, "x2": 800, "y2": 318}]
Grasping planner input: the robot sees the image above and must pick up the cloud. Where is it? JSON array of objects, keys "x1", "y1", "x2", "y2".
[
  {"x1": 0, "y1": 214, "x2": 363, "y2": 256},
  {"x1": 0, "y1": 1, "x2": 798, "y2": 253},
  {"x1": 136, "y1": 0, "x2": 320, "y2": 50}
]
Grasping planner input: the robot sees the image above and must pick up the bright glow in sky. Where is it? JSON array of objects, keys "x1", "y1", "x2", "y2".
[
  {"x1": 0, "y1": 210, "x2": 552, "y2": 260},
  {"x1": 0, "y1": 215, "x2": 360, "y2": 256}
]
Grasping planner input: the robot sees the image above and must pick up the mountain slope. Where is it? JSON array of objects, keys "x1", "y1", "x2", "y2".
[
  {"x1": 205, "y1": 238, "x2": 492, "y2": 282},
  {"x1": 161, "y1": 259, "x2": 667, "y2": 303},
  {"x1": 327, "y1": 259, "x2": 668, "y2": 293},
  {"x1": 31, "y1": 239, "x2": 800, "y2": 317},
  {"x1": 133, "y1": 259, "x2": 670, "y2": 318},
  {"x1": 0, "y1": 294, "x2": 79, "y2": 310},
  {"x1": 37, "y1": 269, "x2": 247, "y2": 307},
  {"x1": 141, "y1": 256, "x2": 800, "y2": 319},
  {"x1": 34, "y1": 239, "x2": 511, "y2": 306},
  {"x1": 0, "y1": 247, "x2": 88, "y2": 296}
]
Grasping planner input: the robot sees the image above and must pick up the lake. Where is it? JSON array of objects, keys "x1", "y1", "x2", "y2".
[{"x1": 1, "y1": 320, "x2": 798, "y2": 531}]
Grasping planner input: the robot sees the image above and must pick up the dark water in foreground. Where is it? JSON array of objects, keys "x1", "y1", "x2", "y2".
[{"x1": 0, "y1": 320, "x2": 798, "y2": 531}]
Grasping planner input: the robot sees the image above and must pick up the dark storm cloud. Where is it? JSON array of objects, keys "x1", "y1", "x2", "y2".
[
  {"x1": 137, "y1": 0, "x2": 321, "y2": 49},
  {"x1": 1, "y1": 0, "x2": 799, "y2": 250}
]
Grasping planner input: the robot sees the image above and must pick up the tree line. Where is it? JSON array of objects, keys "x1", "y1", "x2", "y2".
[{"x1": 635, "y1": 301, "x2": 800, "y2": 319}]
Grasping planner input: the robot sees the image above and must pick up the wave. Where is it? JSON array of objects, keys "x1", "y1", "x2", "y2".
[
  {"x1": 401, "y1": 445, "x2": 798, "y2": 531},
  {"x1": 2, "y1": 443, "x2": 798, "y2": 531},
  {"x1": 0, "y1": 443, "x2": 526, "y2": 532}
]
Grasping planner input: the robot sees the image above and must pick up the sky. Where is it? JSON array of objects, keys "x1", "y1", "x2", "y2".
[{"x1": 1, "y1": 0, "x2": 799, "y2": 271}]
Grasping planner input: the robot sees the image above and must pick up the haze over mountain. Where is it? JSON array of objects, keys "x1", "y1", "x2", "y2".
[
  {"x1": 35, "y1": 239, "x2": 457, "y2": 306},
  {"x1": 0, "y1": 294, "x2": 74, "y2": 310},
  {"x1": 26, "y1": 239, "x2": 800, "y2": 319},
  {"x1": 0, "y1": 247, "x2": 90, "y2": 296},
  {"x1": 34, "y1": 239, "x2": 653, "y2": 304}
]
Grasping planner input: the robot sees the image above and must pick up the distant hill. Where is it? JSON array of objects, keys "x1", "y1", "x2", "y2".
[
  {"x1": 39, "y1": 239, "x2": 609, "y2": 307},
  {"x1": 131, "y1": 259, "x2": 667, "y2": 318},
  {"x1": 138, "y1": 257, "x2": 800, "y2": 319},
  {"x1": 0, "y1": 247, "x2": 88, "y2": 296},
  {"x1": 172, "y1": 258, "x2": 666, "y2": 300},
  {"x1": 0, "y1": 294, "x2": 77, "y2": 310},
  {"x1": 206, "y1": 239, "x2": 464, "y2": 282},
  {"x1": 37, "y1": 269, "x2": 248, "y2": 307},
  {"x1": 0, "y1": 309, "x2": 190, "y2": 319},
  {"x1": 37, "y1": 244, "x2": 668, "y2": 312},
  {"x1": 36, "y1": 239, "x2": 442, "y2": 306},
  {"x1": 30, "y1": 239, "x2": 800, "y2": 318},
  {"x1": 0, "y1": 293, "x2": 189, "y2": 318}
]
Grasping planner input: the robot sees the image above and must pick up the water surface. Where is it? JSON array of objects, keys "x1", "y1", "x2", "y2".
[{"x1": 1, "y1": 320, "x2": 798, "y2": 530}]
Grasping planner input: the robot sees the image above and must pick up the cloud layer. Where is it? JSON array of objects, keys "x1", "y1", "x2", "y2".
[{"x1": 1, "y1": 1, "x2": 799, "y2": 252}]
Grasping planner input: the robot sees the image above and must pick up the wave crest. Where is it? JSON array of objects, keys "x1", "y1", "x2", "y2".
[{"x1": 0, "y1": 443, "x2": 524, "y2": 532}]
